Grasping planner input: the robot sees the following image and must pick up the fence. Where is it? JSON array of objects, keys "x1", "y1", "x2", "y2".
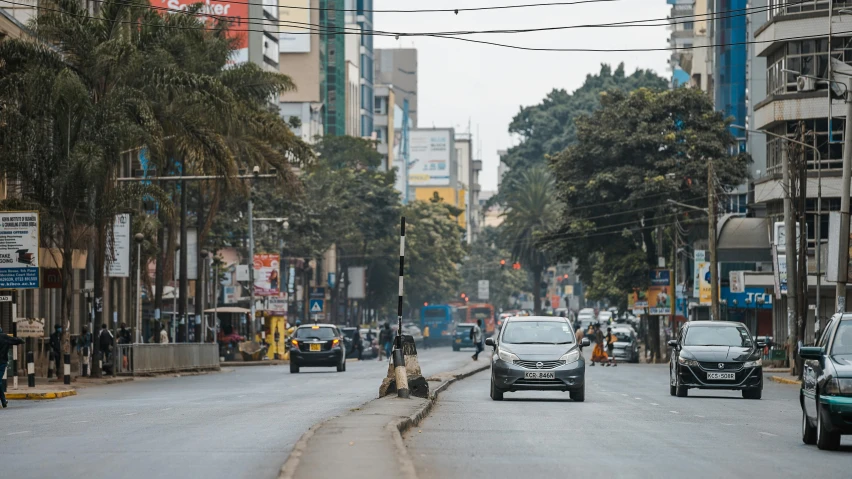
[{"x1": 114, "y1": 344, "x2": 219, "y2": 375}]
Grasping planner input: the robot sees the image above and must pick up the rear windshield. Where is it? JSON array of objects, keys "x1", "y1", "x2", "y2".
[
  {"x1": 501, "y1": 321, "x2": 575, "y2": 345},
  {"x1": 423, "y1": 309, "x2": 447, "y2": 318},
  {"x1": 295, "y1": 327, "x2": 337, "y2": 340},
  {"x1": 614, "y1": 332, "x2": 632, "y2": 342}
]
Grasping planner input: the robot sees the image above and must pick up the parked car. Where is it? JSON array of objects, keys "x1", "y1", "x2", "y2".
[
  {"x1": 668, "y1": 321, "x2": 764, "y2": 399},
  {"x1": 453, "y1": 323, "x2": 476, "y2": 351},
  {"x1": 800, "y1": 313, "x2": 852, "y2": 450},
  {"x1": 289, "y1": 324, "x2": 347, "y2": 373},
  {"x1": 341, "y1": 327, "x2": 369, "y2": 359},
  {"x1": 610, "y1": 327, "x2": 639, "y2": 363}
]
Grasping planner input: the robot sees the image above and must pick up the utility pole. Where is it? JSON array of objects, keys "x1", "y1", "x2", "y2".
[
  {"x1": 782, "y1": 126, "x2": 799, "y2": 366},
  {"x1": 709, "y1": 161, "x2": 720, "y2": 321},
  {"x1": 179, "y1": 159, "x2": 188, "y2": 342},
  {"x1": 248, "y1": 168, "x2": 259, "y2": 339},
  {"x1": 835, "y1": 76, "x2": 852, "y2": 313}
]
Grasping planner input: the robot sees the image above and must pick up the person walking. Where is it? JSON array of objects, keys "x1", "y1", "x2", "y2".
[
  {"x1": 98, "y1": 324, "x2": 114, "y2": 374},
  {"x1": 159, "y1": 325, "x2": 169, "y2": 344},
  {"x1": 378, "y1": 323, "x2": 392, "y2": 361},
  {"x1": 351, "y1": 328, "x2": 363, "y2": 360},
  {"x1": 77, "y1": 324, "x2": 92, "y2": 372},
  {"x1": 422, "y1": 325, "x2": 430, "y2": 350},
  {"x1": 471, "y1": 319, "x2": 484, "y2": 361},
  {"x1": 49, "y1": 324, "x2": 62, "y2": 378},
  {"x1": 606, "y1": 327, "x2": 618, "y2": 367},
  {"x1": 0, "y1": 326, "x2": 24, "y2": 408}
]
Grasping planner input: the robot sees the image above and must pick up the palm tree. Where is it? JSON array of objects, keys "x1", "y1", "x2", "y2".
[{"x1": 501, "y1": 166, "x2": 559, "y2": 315}]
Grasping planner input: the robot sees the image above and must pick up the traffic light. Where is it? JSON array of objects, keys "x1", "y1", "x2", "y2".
[
  {"x1": 512, "y1": 262, "x2": 521, "y2": 270},
  {"x1": 424, "y1": 302, "x2": 428, "y2": 307},
  {"x1": 500, "y1": 259, "x2": 506, "y2": 269}
]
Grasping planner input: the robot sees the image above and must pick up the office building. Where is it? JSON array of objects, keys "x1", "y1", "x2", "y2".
[{"x1": 375, "y1": 48, "x2": 418, "y2": 127}]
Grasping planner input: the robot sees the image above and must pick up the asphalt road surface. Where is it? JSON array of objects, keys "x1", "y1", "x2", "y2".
[
  {"x1": 0, "y1": 347, "x2": 473, "y2": 479},
  {"x1": 405, "y1": 363, "x2": 852, "y2": 478}
]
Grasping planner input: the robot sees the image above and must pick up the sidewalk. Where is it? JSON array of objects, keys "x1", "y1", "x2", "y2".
[{"x1": 279, "y1": 360, "x2": 489, "y2": 479}]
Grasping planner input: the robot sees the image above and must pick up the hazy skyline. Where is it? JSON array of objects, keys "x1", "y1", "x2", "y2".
[{"x1": 374, "y1": 0, "x2": 671, "y2": 191}]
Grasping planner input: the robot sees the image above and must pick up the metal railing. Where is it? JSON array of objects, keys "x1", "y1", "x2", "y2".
[{"x1": 114, "y1": 344, "x2": 219, "y2": 375}]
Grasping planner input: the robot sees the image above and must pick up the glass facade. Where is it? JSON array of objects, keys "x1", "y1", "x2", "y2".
[
  {"x1": 357, "y1": 0, "x2": 374, "y2": 138},
  {"x1": 715, "y1": 0, "x2": 748, "y2": 135},
  {"x1": 321, "y1": 0, "x2": 346, "y2": 136}
]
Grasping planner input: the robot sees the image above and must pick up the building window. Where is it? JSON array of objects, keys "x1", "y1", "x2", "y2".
[
  {"x1": 765, "y1": 38, "x2": 852, "y2": 96},
  {"x1": 768, "y1": 0, "x2": 851, "y2": 19},
  {"x1": 766, "y1": 118, "x2": 846, "y2": 175},
  {"x1": 374, "y1": 96, "x2": 387, "y2": 115}
]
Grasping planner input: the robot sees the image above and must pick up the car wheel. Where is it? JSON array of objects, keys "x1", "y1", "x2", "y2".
[
  {"x1": 290, "y1": 362, "x2": 299, "y2": 374},
  {"x1": 490, "y1": 379, "x2": 504, "y2": 401},
  {"x1": 570, "y1": 385, "x2": 585, "y2": 402},
  {"x1": 675, "y1": 370, "x2": 688, "y2": 397},
  {"x1": 816, "y1": 402, "x2": 841, "y2": 450},
  {"x1": 742, "y1": 388, "x2": 761, "y2": 400},
  {"x1": 337, "y1": 359, "x2": 345, "y2": 372},
  {"x1": 802, "y1": 406, "x2": 817, "y2": 445}
]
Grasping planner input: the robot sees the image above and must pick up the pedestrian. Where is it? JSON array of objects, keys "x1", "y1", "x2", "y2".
[
  {"x1": 0, "y1": 326, "x2": 25, "y2": 408},
  {"x1": 422, "y1": 325, "x2": 430, "y2": 350},
  {"x1": 49, "y1": 324, "x2": 62, "y2": 378},
  {"x1": 77, "y1": 324, "x2": 92, "y2": 371},
  {"x1": 118, "y1": 323, "x2": 132, "y2": 345},
  {"x1": 378, "y1": 323, "x2": 392, "y2": 361},
  {"x1": 471, "y1": 319, "x2": 484, "y2": 361},
  {"x1": 98, "y1": 324, "x2": 114, "y2": 374},
  {"x1": 606, "y1": 327, "x2": 618, "y2": 367},
  {"x1": 159, "y1": 325, "x2": 169, "y2": 344},
  {"x1": 590, "y1": 324, "x2": 609, "y2": 366},
  {"x1": 352, "y1": 328, "x2": 362, "y2": 360}
]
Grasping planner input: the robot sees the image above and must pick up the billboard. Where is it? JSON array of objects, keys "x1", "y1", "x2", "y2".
[
  {"x1": 106, "y1": 214, "x2": 131, "y2": 277},
  {"x1": 174, "y1": 228, "x2": 198, "y2": 280},
  {"x1": 0, "y1": 211, "x2": 39, "y2": 289},
  {"x1": 409, "y1": 129, "x2": 452, "y2": 186},
  {"x1": 647, "y1": 269, "x2": 672, "y2": 316},
  {"x1": 279, "y1": 0, "x2": 311, "y2": 53},
  {"x1": 693, "y1": 250, "x2": 711, "y2": 305},
  {"x1": 158, "y1": 0, "x2": 249, "y2": 65},
  {"x1": 253, "y1": 253, "x2": 280, "y2": 296}
]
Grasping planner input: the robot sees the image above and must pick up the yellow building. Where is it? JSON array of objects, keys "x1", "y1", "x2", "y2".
[{"x1": 413, "y1": 187, "x2": 467, "y2": 228}]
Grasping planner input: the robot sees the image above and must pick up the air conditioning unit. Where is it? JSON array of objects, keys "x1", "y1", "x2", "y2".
[{"x1": 797, "y1": 76, "x2": 817, "y2": 92}]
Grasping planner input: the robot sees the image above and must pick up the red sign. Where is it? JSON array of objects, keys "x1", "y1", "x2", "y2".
[
  {"x1": 157, "y1": 0, "x2": 249, "y2": 52},
  {"x1": 253, "y1": 254, "x2": 280, "y2": 296},
  {"x1": 551, "y1": 295, "x2": 560, "y2": 309},
  {"x1": 43, "y1": 268, "x2": 62, "y2": 289}
]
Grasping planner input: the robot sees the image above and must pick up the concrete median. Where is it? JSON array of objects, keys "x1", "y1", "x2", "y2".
[{"x1": 279, "y1": 360, "x2": 490, "y2": 479}]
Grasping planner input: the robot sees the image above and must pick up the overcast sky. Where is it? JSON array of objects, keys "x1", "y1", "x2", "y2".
[{"x1": 373, "y1": 0, "x2": 671, "y2": 191}]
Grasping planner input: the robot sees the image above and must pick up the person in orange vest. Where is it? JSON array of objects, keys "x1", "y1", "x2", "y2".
[{"x1": 422, "y1": 325, "x2": 430, "y2": 350}]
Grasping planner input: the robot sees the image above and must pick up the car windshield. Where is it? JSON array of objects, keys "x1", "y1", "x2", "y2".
[
  {"x1": 501, "y1": 321, "x2": 575, "y2": 344},
  {"x1": 295, "y1": 327, "x2": 337, "y2": 340},
  {"x1": 614, "y1": 332, "x2": 632, "y2": 342},
  {"x1": 832, "y1": 321, "x2": 852, "y2": 355},
  {"x1": 683, "y1": 325, "x2": 753, "y2": 347}
]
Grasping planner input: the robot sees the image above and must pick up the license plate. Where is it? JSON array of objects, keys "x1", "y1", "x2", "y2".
[
  {"x1": 524, "y1": 371, "x2": 555, "y2": 380},
  {"x1": 707, "y1": 372, "x2": 735, "y2": 380},
  {"x1": 455, "y1": 339, "x2": 462, "y2": 343},
  {"x1": 310, "y1": 344, "x2": 321, "y2": 351}
]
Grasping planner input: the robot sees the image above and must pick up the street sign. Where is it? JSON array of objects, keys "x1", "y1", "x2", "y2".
[
  {"x1": 309, "y1": 299, "x2": 324, "y2": 313},
  {"x1": 309, "y1": 287, "x2": 325, "y2": 299},
  {"x1": 267, "y1": 296, "x2": 287, "y2": 312},
  {"x1": 0, "y1": 211, "x2": 40, "y2": 289},
  {"x1": 13, "y1": 317, "x2": 44, "y2": 337},
  {"x1": 477, "y1": 280, "x2": 489, "y2": 300},
  {"x1": 0, "y1": 295, "x2": 12, "y2": 302}
]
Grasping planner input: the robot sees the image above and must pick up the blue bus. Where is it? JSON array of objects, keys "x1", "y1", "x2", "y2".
[{"x1": 421, "y1": 305, "x2": 455, "y2": 343}]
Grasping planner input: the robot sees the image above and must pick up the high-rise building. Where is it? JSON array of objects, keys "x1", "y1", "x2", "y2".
[
  {"x1": 357, "y1": 0, "x2": 374, "y2": 138},
  {"x1": 667, "y1": 0, "x2": 694, "y2": 88},
  {"x1": 320, "y1": 0, "x2": 346, "y2": 136},
  {"x1": 279, "y1": 0, "x2": 324, "y2": 142},
  {"x1": 375, "y1": 48, "x2": 418, "y2": 127}
]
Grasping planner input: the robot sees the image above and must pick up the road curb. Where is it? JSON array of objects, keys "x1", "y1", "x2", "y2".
[
  {"x1": 6, "y1": 390, "x2": 77, "y2": 400},
  {"x1": 769, "y1": 375, "x2": 799, "y2": 386},
  {"x1": 278, "y1": 361, "x2": 490, "y2": 479}
]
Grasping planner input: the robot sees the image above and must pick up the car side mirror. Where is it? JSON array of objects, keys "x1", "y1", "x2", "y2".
[
  {"x1": 799, "y1": 346, "x2": 824, "y2": 361},
  {"x1": 581, "y1": 337, "x2": 591, "y2": 348},
  {"x1": 485, "y1": 337, "x2": 495, "y2": 348},
  {"x1": 667, "y1": 340, "x2": 678, "y2": 349},
  {"x1": 755, "y1": 341, "x2": 766, "y2": 349}
]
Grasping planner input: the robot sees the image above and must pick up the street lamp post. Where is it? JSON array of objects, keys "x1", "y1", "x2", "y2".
[
  {"x1": 134, "y1": 233, "x2": 144, "y2": 343},
  {"x1": 173, "y1": 242, "x2": 180, "y2": 343},
  {"x1": 200, "y1": 250, "x2": 209, "y2": 343}
]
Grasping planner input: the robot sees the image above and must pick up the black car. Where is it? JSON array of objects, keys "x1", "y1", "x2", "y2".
[
  {"x1": 486, "y1": 316, "x2": 590, "y2": 402},
  {"x1": 668, "y1": 321, "x2": 765, "y2": 399},
  {"x1": 341, "y1": 327, "x2": 367, "y2": 359},
  {"x1": 800, "y1": 313, "x2": 852, "y2": 450},
  {"x1": 289, "y1": 324, "x2": 347, "y2": 373}
]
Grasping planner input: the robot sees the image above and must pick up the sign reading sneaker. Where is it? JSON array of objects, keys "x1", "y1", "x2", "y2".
[
  {"x1": 0, "y1": 211, "x2": 39, "y2": 288},
  {"x1": 158, "y1": 0, "x2": 249, "y2": 65}
]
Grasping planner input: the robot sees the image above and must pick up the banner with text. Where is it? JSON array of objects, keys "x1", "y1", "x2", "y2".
[{"x1": 0, "y1": 211, "x2": 39, "y2": 288}]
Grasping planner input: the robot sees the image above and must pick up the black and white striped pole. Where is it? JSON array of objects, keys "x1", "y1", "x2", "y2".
[
  {"x1": 26, "y1": 350, "x2": 35, "y2": 388},
  {"x1": 393, "y1": 217, "x2": 410, "y2": 399},
  {"x1": 47, "y1": 350, "x2": 55, "y2": 379},
  {"x1": 63, "y1": 353, "x2": 71, "y2": 385},
  {"x1": 81, "y1": 346, "x2": 89, "y2": 377}
]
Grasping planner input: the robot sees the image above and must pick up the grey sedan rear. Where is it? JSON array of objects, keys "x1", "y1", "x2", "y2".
[{"x1": 486, "y1": 316, "x2": 590, "y2": 401}]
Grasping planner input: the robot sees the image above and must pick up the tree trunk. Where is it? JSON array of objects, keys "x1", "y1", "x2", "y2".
[
  {"x1": 61, "y1": 214, "x2": 74, "y2": 355},
  {"x1": 92, "y1": 219, "x2": 106, "y2": 378},
  {"x1": 532, "y1": 262, "x2": 543, "y2": 315}
]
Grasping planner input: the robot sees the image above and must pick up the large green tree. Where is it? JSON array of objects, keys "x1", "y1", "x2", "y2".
[{"x1": 460, "y1": 227, "x2": 528, "y2": 311}]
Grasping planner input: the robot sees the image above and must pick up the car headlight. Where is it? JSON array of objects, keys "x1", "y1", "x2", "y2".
[
  {"x1": 823, "y1": 378, "x2": 852, "y2": 396},
  {"x1": 677, "y1": 356, "x2": 699, "y2": 367},
  {"x1": 743, "y1": 359, "x2": 762, "y2": 368},
  {"x1": 840, "y1": 379, "x2": 852, "y2": 395},
  {"x1": 497, "y1": 349, "x2": 518, "y2": 363},
  {"x1": 560, "y1": 349, "x2": 580, "y2": 364}
]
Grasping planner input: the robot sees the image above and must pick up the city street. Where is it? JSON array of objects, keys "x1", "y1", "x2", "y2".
[
  {"x1": 0, "y1": 347, "x2": 471, "y2": 479},
  {"x1": 405, "y1": 363, "x2": 852, "y2": 478}
]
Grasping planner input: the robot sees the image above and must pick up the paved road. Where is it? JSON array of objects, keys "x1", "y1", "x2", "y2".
[
  {"x1": 405, "y1": 363, "x2": 852, "y2": 478},
  {"x1": 0, "y1": 347, "x2": 474, "y2": 479}
]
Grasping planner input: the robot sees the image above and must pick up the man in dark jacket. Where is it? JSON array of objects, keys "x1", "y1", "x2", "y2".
[
  {"x1": 118, "y1": 323, "x2": 132, "y2": 345},
  {"x1": 98, "y1": 324, "x2": 114, "y2": 373},
  {"x1": 0, "y1": 326, "x2": 25, "y2": 408},
  {"x1": 49, "y1": 324, "x2": 62, "y2": 377}
]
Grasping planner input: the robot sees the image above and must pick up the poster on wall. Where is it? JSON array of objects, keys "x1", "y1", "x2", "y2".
[
  {"x1": 0, "y1": 211, "x2": 39, "y2": 289},
  {"x1": 647, "y1": 269, "x2": 672, "y2": 316},
  {"x1": 158, "y1": 0, "x2": 249, "y2": 65},
  {"x1": 408, "y1": 129, "x2": 452, "y2": 186},
  {"x1": 278, "y1": 0, "x2": 311, "y2": 52},
  {"x1": 254, "y1": 253, "x2": 280, "y2": 296},
  {"x1": 106, "y1": 213, "x2": 131, "y2": 277}
]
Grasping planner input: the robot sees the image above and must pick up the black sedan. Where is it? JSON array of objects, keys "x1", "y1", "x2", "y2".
[
  {"x1": 289, "y1": 324, "x2": 347, "y2": 373},
  {"x1": 800, "y1": 313, "x2": 852, "y2": 450},
  {"x1": 669, "y1": 321, "x2": 764, "y2": 399},
  {"x1": 486, "y1": 316, "x2": 590, "y2": 402}
]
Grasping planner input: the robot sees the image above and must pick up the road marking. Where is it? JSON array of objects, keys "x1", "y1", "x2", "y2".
[
  {"x1": 71, "y1": 421, "x2": 89, "y2": 424},
  {"x1": 123, "y1": 413, "x2": 137, "y2": 416},
  {"x1": 634, "y1": 397, "x2": 642, "y2": 400},
  {"x1": 650, "y1": 403, "x2": 659, "y2": 406},
  {"x1": 621, "y1": 394, "x2": 628, "y2": 397},
  {"x1": 759, "y1": 431, "x2": 777, "y2": 437},
  {"x1": 670, "y1": 411, "x2": 679, "y2": 414},
  {"x1": 238, "y1": 395, "x2": 246, "y2": 398},
  {"x1": 695, "y1": 415, "x2": 705, "y2": 418},
  {"x1": 7, "y1": 431, "x2": 30, "y2": 436},
  {"x1": 721, "y1": 423, "x2": 734, "y2": 426},
  {"x1": 160, "y1": 408, "x2": 172, "y2": 412}
]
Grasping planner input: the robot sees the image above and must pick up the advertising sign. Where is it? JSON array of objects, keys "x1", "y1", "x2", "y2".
[
  {"x1": 253, "y1": 254, "x2": 280, "y2": 296},
  {"x1": 477, "y1": 280, "x2": 490, "y2": 300},
  {"x1": 729, "y1": 271, "x2": 745, "y2": 294},
  {"x1": 278, "y1": 0, "x2": 311, "y2": 53},
  {"x1": 236, "y1": 264, "x2": 249, "y2": 282},
  {"x1": 409, "y1": 129, "x2": 452, "y2": 186},
  {"x1": 266, "y1": 296, "x2": 288, "y2": 312},
  {"x1": 647, "y1": 269, "x2": 672, "y2": 316},
  {"x1": 14, "y1": 317, "x2": 45, "y2": 338},
  {"x1": 223, "y1": 285, "x2": 237, "y2": 304},
  {"x1": 693, "y1": 250, "x2": 711, "y2": 306},
  {"x1": 43, "y1": 268, "x2": 62, "y2": 289},
  {"x1": 826, "y1": 211, "x2": 852, "y2": 281},
  {"x1": 347, "y1": 266, "x2": 366, "y2": 299},
  {"x1": 158, "y1": 0, "x2": 249, "y2": 65},
  {"x1": 106, "y1": 214, "x2": 131, "y2": 277},
  {"x1": 0, "y1": 211, "x2": 39, "y2": 289},
  {"x1": 173, "y1": 228, "x2": 198, "y2": 280},
  {"x1": 720, "y1": 287, "x2": 773, "y2": 310},
  {"x1": 628, "y1": 290, "x2": 648, "y2": 316}
]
